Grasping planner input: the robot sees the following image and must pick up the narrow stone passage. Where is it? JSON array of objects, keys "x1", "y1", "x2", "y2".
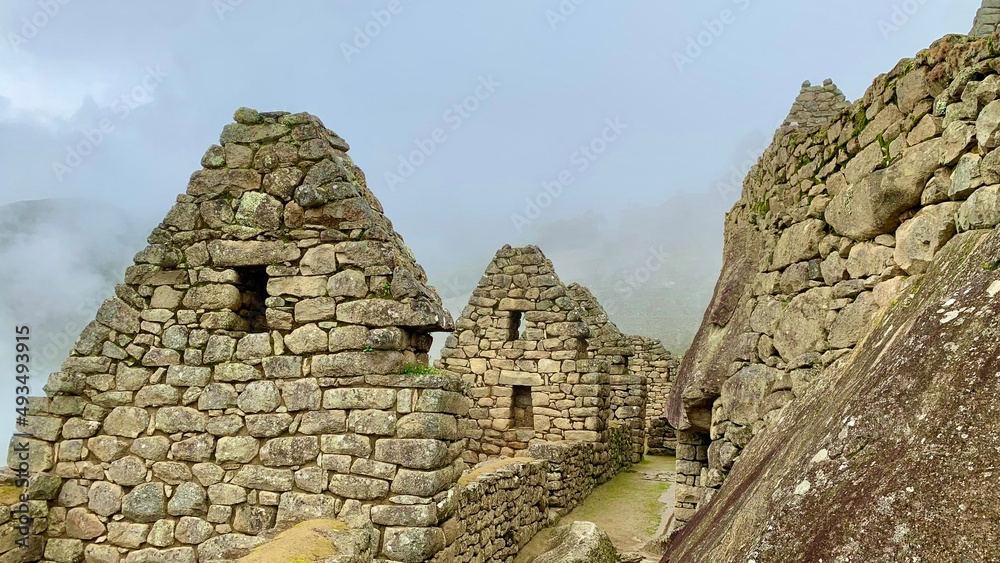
[{"x1": 515, "y1": 455, "x2": 676, "y2": 562}]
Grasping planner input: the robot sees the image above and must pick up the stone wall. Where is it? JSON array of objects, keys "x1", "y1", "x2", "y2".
[
  {"x1": 971, "y1": 0, "x2": 1000, "y2": 37},
  {"x1": 565, "y1": 284, "x2": 647, "y2": 462},
  {"x1": 670, "y1": 431, "x2": 709, "y2": 530},
  {"x1": 779, "y1": 80, "x2": 850, "y2": 131},
  {"x1": 4, "y1": 109, "x2": 469, "y2": 563},
  {"x1": 429, "y1": 425, "x2": 633, "y2": 562},
  {"x1": 630, "y1": 336, "x2": 677, "y2": 456},
  {"x1": 608, "y1": 375, "x2": 646, "y2": 463},
  {"x1": 667, "y1": 28, "x2": 1000, "y2": 535},
  {"x1": 529, "y1": 426, "x2": 632, "y2": 514},
  {"x1": 439, "y1": 246, "x2": 618, "y2": 462},
  {"x1": 429, "y1": 459, "x2": 548, "y2": 562}
]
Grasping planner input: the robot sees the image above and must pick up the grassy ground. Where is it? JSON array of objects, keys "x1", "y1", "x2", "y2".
[{"x1": 515, "y1": 455, "x2": 676, "y2": 561}]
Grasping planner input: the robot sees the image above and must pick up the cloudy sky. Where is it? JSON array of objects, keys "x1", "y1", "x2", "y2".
[{"x1": 0, "y1": 0, "x2": 982, "y2": 448}]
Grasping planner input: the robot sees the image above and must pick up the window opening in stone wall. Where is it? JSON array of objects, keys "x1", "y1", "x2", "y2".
[
  {"x1": 508, "y1": 311, "x2": 524, "y2": 341},
  {"x1": 512, "y1": 385, "x2": 534, "y2": 428},
  {"x1": 235, "y1": 266, "x2": 269, "y2": 333}
]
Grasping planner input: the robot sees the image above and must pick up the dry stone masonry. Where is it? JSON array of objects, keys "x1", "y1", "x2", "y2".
[
  {"x1": 779, "y1": 80, "x2": 850, "y2": 131},
  {"x1": 630, "y1": 337, "x2": 678, "y2": 456},
  {"x1": 438, "y1": 245, "x2": 629, "y2": 462},
  {"x1": 0, "y1": 110, "x2": 673, "y2": 563},
  {"x1": 2, "y1": 108, "x2": 471, "y2": 563},
  {"x1": 664, "y1": 8, "x2": 1000, "y2": 557},
  {"x1": 564, "y1": 284, "x2": 646, "y2": 463},
  {"x1": 971, "y1": 0, "x2": 1000, "y2": 37}
]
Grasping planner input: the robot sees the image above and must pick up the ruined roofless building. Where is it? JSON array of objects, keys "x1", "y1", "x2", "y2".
[
  {"x1": 437, "y1": 245, "x2": 667, "y2": 465},
  {"x1": 4, "y1": 108, "x2": 472, "y2": 563}
]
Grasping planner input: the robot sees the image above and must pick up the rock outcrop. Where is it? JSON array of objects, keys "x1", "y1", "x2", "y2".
[
  {"x1": 662, "y1": 10, "x2": 1000, "y2": 562},
  {"x1": 534, "y1": 521, "x2": 621, "y2": 563}
]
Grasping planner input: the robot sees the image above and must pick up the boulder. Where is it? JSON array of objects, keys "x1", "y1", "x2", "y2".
[
  {"x1": 894, "y1": 202, "x2": 961, "y2": 273},
  {"x1": 825, "y1": 140, "x2": 941, "y2": 240},
  {"x1": 535, "y1": 521, "x2": 621, "y2": 563}
]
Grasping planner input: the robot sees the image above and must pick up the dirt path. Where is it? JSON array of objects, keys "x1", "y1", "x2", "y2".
[{"x1": 515, "y1": 455, "x2": 676, "y2": 562}]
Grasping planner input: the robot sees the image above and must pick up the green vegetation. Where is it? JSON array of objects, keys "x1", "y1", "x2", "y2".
[
  {"x1": 751, "y1": 198, "x2": 771, "y2": 219},
  {"x1": 378, "y1": 279, "x2": 392, "y2": 298},
  {"x1": 851, "y1": 107, "x2": 870, "y2": 138},
  {"x1": 402, "y1": 363, "x2": 440, "y2": 375},
  {"x1": 362, "y1": 346, "x2": 375, "y2": 353},
  {"x1": 983, "y1": 260, "x2": 1000, "y2": 271},
  {"x1": 876, "y1": 133, "x2": 893, "y2": 167}
]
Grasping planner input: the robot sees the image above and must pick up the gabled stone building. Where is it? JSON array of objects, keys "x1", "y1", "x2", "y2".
[
  {"x1": 7, "y1": 109, "x2": 470, "y2": 563},
  {"x1": 438, "y1": 245, "x2": 602, "y2": 462},
  {"x1": 438, "y1": 245, "x2": 659, "y2": 465}
]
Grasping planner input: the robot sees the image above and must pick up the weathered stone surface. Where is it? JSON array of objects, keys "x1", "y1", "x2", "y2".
[
  {"x1": 666, "y1": 229, "x2": 1000, "y2": 562},
  {"x1": 299, "y1": 245, "x2": 339, "y2": 275},
  {"x1": 259, "y1": 437, "x2": 319, "y2": 466},
  {"x1": 322, "y1": 388, "x2": 396, "y2": 410},
  {"x1": 328, "y1": 474, "x2": 389, "y2": 500},
  {"x1": 825, "y1": 140, "x2": 941, "y2": 240},
  {"x1": 391, "y1": 466, "x2": 454, "y2": 497},
  {"x1": 155, "y1": 407, "x2": 207, "y2": 433},
  {"x1": 950, "y1": 153, "x2": 983, "y2": 199},
  {"x1": 348, "y1": 409, "x2": 397, "y2": 436},
  {"x1": 772, "y1": 288, "x2": 832, "y2": 361},
  {"x1": 197, "y1": 534, "x2": 268, "y2": 562},
  {"x1": 198, "y1": 383, "x2": 238, "y2": 410},
  {"x1": 96, "y1": 298, "x2": 140, "y2": 334},
  {"x1": 395, "y1": 413, "x2": 458, "y2": 440},
  {"x1": 770, "y1": 219, "x2": 826, "y2": 271},
  {"x1": 245, "y1": 413, "x2": 293, "y2": 437},
  {"x1": 298, "y1": 410, "x2": 347, "y2": 435},
  {"x1": 208, "y1": 240, "x2": 300, "y2": 267},
  {"x1": 957, "y1": 185, "x2": 1000, "y2": 231},
  {"x1": 232, "y1": 466, "x2": 294, "y2": 492},
  {"x1": 279, "y1": 378, "x2": 321, "y2": 411},
  {"x1": 535, "y1": 521, "x2": 619, "y2": 563},
  {"x1": 182, "y1": 284, "x2": 240, "y2": 310},
  {"x1": 320, "y1": 434, "x2": 372, "y2": 457},
  {"x1": 381, "y1": 527, "x2": 446, "y2": 562},
  {"x1": 121, "y1": 483, "x2": 167, "y2": 523},
  {"x1": 89, "y1": 436, "x2": 131, "y2": 462},
  {"x1": 45, "y1": 539, "x2": 85, "y2": 563},
  {"x1": 721, "y1": 365, "x2": 783, "y2": 426},
  {"x1": 327, "y1": 269, "x2": 368, "y2": 298},
  {"x1": 103, "y1": 407, "x2": 150, "y2": 438},
  {"x1": 237, "y1": 381, "x2": 281, "y2": 413},
  {"x1": 977, "y1": 99, "x2": 1000, "y2": 148},
  {"x1": 374, "y1": 439, "x2": 451, "y2": 470},
  {"x1": 828, "y1": 292, "x2": 878, "y2": 349},
  {"x1": 174, "y1": 517, "x2": 214, "y2": 545},
  {"x1": 894, "y1": 202, "x2": 961, "y2": 273},
  {"x1": 66, "y1": 507, "x2": 106, "y2": 539},
  {"x1": 216, "y1": 436, "x2": 259, "y2": 464},
  {"x1": 337, "y1": 299, "x2": 450, "y2": 328},
  {"x1": 275, "y1": 493, "x2": 341, "y2": 523},
  {"x1": 845, "y1": 243, "x2": 895, "y2": 278},
  {"x1": 167, "y1": 482, "x2": 207, "y2": 516},
  {"x1": 108, "y1": 456, "x2": 148, "y2": 486},
  {"x1": 283, "y1": 324, "x2": 328, "y2": 355}
]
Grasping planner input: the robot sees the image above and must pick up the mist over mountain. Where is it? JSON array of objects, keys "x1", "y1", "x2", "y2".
[
  {"x1": 0, "y1": 198, "x2": 148, "y2": 442},
  {"x1": 431, "y1": 188, "x2": 730, "y2": 355}
]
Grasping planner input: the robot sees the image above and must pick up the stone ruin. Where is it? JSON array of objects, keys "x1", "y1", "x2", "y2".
[
  {"x1": 778, "y1": 79, "x2": 850, "y2": 131},
  {"x1": 971, "y1": 0, "x2": 1000, "y2": 37},
  {"x1": 437, "y1": 245, "x2": 678, "y2": 468},
  {"x1": 661, "y1": 6, "x2": 1000, "y2": 560},
  {"x1": 629, "y1": 337, "x2": 678, "y2": 456},
  {"x1": 1, "y1": 111, "x2": 679, "y2": 563}
]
